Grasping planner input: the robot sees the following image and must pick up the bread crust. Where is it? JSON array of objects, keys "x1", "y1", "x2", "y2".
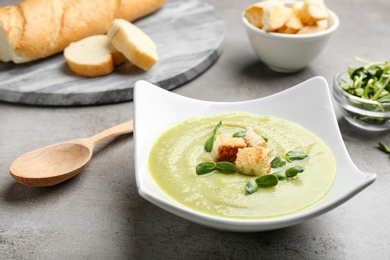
[
  {"x1": 0, "y1": 0, "x2": 166, "y2": 63},
  {"x1": 118, "y1": 0, "x2": 167, "y2": 22},
  {"x1": 17, "y1": 0, "x2": 64, "y2": 61},
  {"x1": 64, "y1": 34, "x2": 125, "y2": 77}
]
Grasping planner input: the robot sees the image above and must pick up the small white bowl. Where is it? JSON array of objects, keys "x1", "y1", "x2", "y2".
[
  {"x1": 133, "y1": 77, "x2": 376, "y2": 232},
  {"x1": 242, "y1": 5, "x2": 340, "y2": 73}
]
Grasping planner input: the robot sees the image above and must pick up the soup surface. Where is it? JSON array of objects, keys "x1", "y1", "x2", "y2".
[{"x1": 148, "y1": 112, "x2": 337, "y2": 219}]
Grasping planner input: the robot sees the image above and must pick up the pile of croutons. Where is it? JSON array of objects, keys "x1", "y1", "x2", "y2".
[{"x1": 245, "y1": 0, "x2": 330, "y2": 34}]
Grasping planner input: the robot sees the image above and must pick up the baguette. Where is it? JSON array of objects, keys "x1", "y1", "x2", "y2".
[{"x1": 0, "y1": 0, "x2": 166, "y2": 64}]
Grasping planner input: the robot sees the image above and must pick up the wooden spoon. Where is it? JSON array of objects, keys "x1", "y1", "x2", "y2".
[{"x1": 10, "y1": 120, "x2": 133, "y2": 187}]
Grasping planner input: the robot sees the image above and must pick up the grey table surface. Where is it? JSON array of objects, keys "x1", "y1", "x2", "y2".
[{"x1": 1, "y1": 0, "x2": 389, "y2": 259}]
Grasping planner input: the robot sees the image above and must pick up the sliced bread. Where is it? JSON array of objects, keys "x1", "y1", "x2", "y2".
[
  {"x1": 64, "y1": 34, "x2": 125, "y2": 77},
  {"x1": 107, "y1": 19, "x2": 158, "y2": 71}
]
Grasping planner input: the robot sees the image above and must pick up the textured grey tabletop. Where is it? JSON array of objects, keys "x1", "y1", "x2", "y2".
[{"x1": 1, "y1": 0, "x2": 389, "y2": 259}]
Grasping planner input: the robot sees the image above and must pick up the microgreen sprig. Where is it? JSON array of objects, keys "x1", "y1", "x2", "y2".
[
  {"x1": 340, "y1": 57, "x2": 390, "y2": 102},
  {"x1": 378, "y1": 141, "x2": 390, "y2": 154},
  {"x1": 204, "y1": 121, "x2": 222, "y2": 152},
  {"x1": 196, "y1": 161, "x2": 236, "y2": 175}
]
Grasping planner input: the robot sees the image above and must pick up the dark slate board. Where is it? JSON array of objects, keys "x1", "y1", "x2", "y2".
[{"x1": 0, "y1": 0, "x2": 224, "y2": 106}]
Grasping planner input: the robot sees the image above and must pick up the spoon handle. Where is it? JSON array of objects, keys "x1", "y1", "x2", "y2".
[{"x1": 89, "y1": 120, "x2": 134, "y2": 145}]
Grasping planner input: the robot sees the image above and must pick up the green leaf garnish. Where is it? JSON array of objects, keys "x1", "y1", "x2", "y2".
[
  {"x1": 285, "y1": 166, "x2": 305, "y2": 177},
  {"x1": 272, "y1": 171, "x2": 286, "y2": 180},
  {"x1": 204, "y1": 121, "x2": 222, "y2": 152},
  {"x1": 215, "y1": 161, "x2": 236, "y2": 173},
  {"x1": 270, "y1": 156, "x2": 287, "y2": 168},
  {"x1": 255, "y1": 174, "x2": 278, "y2": 187},
  {"x1": 378, "y1": 142, "x2": 390, "y2": 154},
  {"x1": 232, "y1": 131, "x2": 246, "y2": 138},
  {"x1": 245, "y1": 175, "x2": 278, "y2": 194},
  {"x1": 196, "y1": 162, "x2": 216, "y2": 175},
  {"x1": 285, "y1": 151, "x2": 308, "y2": 162},
  {"x1": 245, "y1": 179, "x2": 258, "y2": 194}
]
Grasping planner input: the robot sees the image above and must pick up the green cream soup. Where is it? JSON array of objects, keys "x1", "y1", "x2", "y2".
[{"x1": 148, "y1": 112, "x2": 336, "y2": 219}]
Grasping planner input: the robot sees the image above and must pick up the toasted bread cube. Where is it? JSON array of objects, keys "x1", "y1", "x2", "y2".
[
  {"x1": 244, "y1": 128, "x2": 273, "y2": 156},
  {"x1": 244, "y1": 128, "x2": 266, "y2": 147},
  {"x1": 297, "y1": 24, "x2": 326, "y2": 34},
  {"x1": 285, "y1": 12, "x2": 303, "y2": 31},
  {"x1": 245, "y1": 3, "x2": 266, "y2": 28},
  {"x1": 278, "y1": 26, "x2": 300, "y2": 34},
  {"x1": 277, "y1": 11, "x2": 303, "y2": 34},
  {"x1": 211, "y1": 136, "x2": 247, "y2": 163},
  {"x1": 291, "y1": 1, "x2": 304, "y2": 18},
  {"x1": 276, "y1": 25, "x2": 287, "y2": 33},
  {"x1": 262, "y1": 2, "x2": 293, "y2": 32},
  {"x1": 235, "y1": 146, "x2": 271, "y2": 176},
  {"x1": 300, "y1": 0, "x2": 329, "y2": 25},
  {"x1": 316, "y1": 19, "x2": 329, "y2": 29}
]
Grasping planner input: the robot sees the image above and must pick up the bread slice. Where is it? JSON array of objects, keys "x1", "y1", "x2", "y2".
[
  {"x1": 107, "y1": 19, "x2": 158, "y2": 71},
  {"x1": 64, "y1": 34, "x2": 125, "y2": 77}
]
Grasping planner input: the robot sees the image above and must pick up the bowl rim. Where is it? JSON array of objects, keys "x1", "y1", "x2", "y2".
[{"x1": 242, "y1": 7, "x2": 340, "y2": 40}]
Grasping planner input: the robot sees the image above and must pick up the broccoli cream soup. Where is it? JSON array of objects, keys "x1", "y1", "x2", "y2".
[{"x1": 148, "y1": 112, "x2": 336, "y2": 219}]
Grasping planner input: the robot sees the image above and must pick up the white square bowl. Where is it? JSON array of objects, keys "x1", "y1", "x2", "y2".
[{"x1": 133, "y1": 77, "x2": 376, "y2": 232}]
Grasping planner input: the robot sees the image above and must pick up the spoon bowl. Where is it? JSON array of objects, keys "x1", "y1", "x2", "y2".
[{"x1": 10, "y1": 120, "x2": 133, "y2": 187}]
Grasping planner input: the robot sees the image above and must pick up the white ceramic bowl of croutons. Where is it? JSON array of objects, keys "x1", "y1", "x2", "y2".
[{"x1": 242, "y1": 1, "x2": 340, "y2": 73}]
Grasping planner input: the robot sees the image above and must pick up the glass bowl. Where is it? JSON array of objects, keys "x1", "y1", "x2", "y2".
[{"x1": 333, "y1": 70, "x2": 390, "y2": 131}]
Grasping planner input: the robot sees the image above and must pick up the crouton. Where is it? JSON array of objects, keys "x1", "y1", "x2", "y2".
[
  {"x1": 211, "y1": 136, "x2": 247, "y2": 163},
  {"x1": 244, "y1": 128, "x2": 266, "y2": 147},
  {"x1": 316, "y1": 19, "x2": 329, "y2": 28},
  {"x1": 300, "y1": 0, "x2": 329, "y2": 25},
  {"x1": 284, "y1": 12, "x2": 304, "y2": 32},
  {"x1": 245, "y1": 3, "x2": 266, "y2": 28},
  {"x1": 297, "y1": 24, "x2": 326, "y2": 34},
  {"x1": 278, "y1": 26, "x2": 300, "y2": 34},
  {"x1": 262, "y1": 2, "x2": 293, "y2": 32},
  {"x1": 244, "y1": 128, "x2": 273, "y2": 156},
  {"x1": 235, "y1": 146, "x2": 271, "y2": 176},
  {"x1": 291, "y1": 1, "x2": 304, "y2": 18}
]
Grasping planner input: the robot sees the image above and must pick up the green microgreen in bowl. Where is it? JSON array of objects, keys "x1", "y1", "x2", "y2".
[{"x1": 340, "y1": 57, "x2": 390, "y2": 103}]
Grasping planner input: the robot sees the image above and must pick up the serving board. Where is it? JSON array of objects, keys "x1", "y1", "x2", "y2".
[{"x1": 0, "y1": 0, "x2": 224, "y2": 106}]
